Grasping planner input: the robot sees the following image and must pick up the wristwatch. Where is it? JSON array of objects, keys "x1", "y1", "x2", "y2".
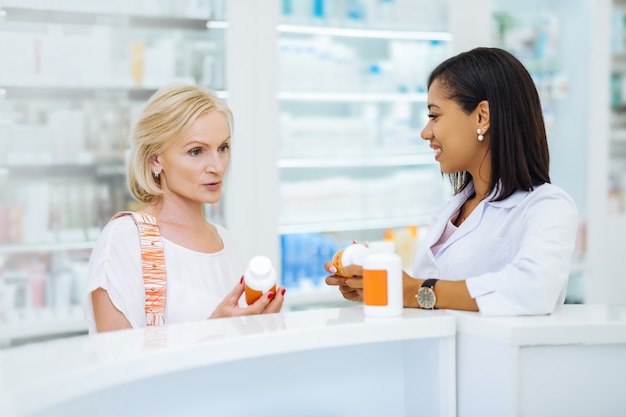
[{"x1": 416, "y1": 278, "x2": 439, "y2": 309}]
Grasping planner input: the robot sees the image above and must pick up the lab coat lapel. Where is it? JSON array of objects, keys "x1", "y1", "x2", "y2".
[
  {"x1": 425, "y1": 189, "x2": 471, "y2": 258},
  {"x1": 442, "y1": 201, "x2": 485, "y2": 249},
  {"x1": 434, "y1": 187, "x2": 529, "y2": 253}
]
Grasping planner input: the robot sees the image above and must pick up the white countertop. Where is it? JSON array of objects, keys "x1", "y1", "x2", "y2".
[
  {"x1": 0, "y1": 306, "x2": 455, "y2": 416},
  {"x1": 3, "y1": 304, "x2": 625, "y2": 416},
  {"x1": 450, "y1": 304, "x2": 626, "y2": 345}
]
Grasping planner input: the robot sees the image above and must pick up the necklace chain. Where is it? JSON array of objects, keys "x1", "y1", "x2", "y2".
[{"x1": 456, "y1": 192, "x2": 486, "y2": 226}]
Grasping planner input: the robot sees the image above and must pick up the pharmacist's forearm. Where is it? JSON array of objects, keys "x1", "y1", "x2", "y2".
[{"x1": 402, "y1": 274, "x2": 479, "y2": 312}]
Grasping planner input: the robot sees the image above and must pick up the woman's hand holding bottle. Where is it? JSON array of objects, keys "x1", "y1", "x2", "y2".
[
  {"x1": 209, "y1": 277, "x2": 285, "y2": 318},
  {"x1": 324, "y1": 261, "x2": 364, "y2": 302}
]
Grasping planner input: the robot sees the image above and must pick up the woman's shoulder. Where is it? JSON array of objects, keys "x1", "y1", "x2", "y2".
[
  {"x1": 489, "y1": 183, "x2": 577, "y2": 220},
  {"x1": 210, "y1": 223, "x2": 242, "y2": 265},
  {"x1": 212, "y1": 222, "x2": 229, "y2": 234},
  {"x1": 89, "y1": 213, "x2": 142, "y2": 272},
  {"x1": 211, "y1": 222, "x2": 236, "y2": 247},
  {"x1": 519, "y1": 183, "x2": 578, "y2": 221},
  {"x1": 103, "y1": 213, "x2": 141, "y2": 235},
  {"x1": 530, "y1": 183, "x2": 576, "y2": 206},
  {"x1": 95, "y1": 213, "x2": 141, "y2": 249}
]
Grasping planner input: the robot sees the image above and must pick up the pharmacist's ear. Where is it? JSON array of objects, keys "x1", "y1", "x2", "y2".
[{"x1": 476, "y1": 100, "x2": 490, "y2": 126}]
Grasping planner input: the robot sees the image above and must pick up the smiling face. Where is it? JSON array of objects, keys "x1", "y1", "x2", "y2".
[
  {"x1": 420, "y1": 78, "x2": 491, "y2": 178},
  {"x1": 151, "y1": 110, "x2": 230, "y2": 205}
]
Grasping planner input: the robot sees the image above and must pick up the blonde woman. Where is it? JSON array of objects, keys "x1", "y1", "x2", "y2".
[{"x1": 84, "y1": 85, "x2": 285, "y2": 333}]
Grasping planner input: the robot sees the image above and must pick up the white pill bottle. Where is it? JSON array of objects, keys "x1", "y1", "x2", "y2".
[
  {"x1": 244, "y1": 255, "x2": 277, "y2": 305},
  {"x1": 362, "y1": 241, "x2": 403, "y2": 317}
]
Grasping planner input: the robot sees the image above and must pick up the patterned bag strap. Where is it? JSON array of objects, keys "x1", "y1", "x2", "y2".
[{"x1": 112, "y1": 211, "x2": 167, "y2": 326}]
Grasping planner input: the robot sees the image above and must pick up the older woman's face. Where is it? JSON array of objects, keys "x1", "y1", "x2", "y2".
[
  {"x1": 154, "y1": 110, "x2": 230, "y2": 205},
  {"x1": 420, "y1": 78, "x2": 488, "y2": 176}
]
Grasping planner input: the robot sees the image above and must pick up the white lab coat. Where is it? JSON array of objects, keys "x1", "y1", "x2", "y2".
[{"x1": 411, "y1": 182, "x2": 579, "y2": 316}]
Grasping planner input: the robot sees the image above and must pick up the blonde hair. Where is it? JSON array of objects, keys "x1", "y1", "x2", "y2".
[{"x1": 127, "y1": 84, "x2": 233, "y2": 204}]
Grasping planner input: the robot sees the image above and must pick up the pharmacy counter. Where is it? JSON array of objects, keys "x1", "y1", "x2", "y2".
[
  {"x1": 451, "y1": 304, "x2": 626, "y2": 417},
  {"x1": 0, "y1": 307, "x2": 457, "y2": 417}
]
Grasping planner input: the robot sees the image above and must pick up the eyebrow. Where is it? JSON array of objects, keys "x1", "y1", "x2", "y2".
[
  {"x1": 427, "y1": 104, "x2": 441, "y2": 110},
  {"x1": 184, "y1": 136, "x2": 231, "y2": 147}
]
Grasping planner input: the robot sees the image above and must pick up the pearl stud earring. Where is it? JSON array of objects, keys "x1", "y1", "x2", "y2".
[{"x1": 477, "y1": 128, "x2": 484, "y2": 142}]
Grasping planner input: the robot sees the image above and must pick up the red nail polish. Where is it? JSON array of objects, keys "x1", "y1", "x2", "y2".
[
  {"x1": 267, "y1": 292, "x2": 275, "y2": 300},
  {"x1": 240, "y1": 276, "x2": 244, "y2": 284},
  {"x1": 281, "y1": 288, "x2": 286, "y2": 296}
]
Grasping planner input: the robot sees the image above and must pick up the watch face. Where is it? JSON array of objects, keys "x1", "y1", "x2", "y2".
[{"x1": 417, "y1": 287, "x2": 436, "y2": 309}]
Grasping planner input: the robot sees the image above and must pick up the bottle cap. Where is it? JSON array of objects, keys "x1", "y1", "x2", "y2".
[
  {"x1": 367, "y1": 241, "x2": 395, "y2": 253},
  {"x1": 342, "y1": 244, "x2": 369, "y2": 266},
  {"x1": 248, "y1": 255, "x2": 273, "y2": 279},
  {"x1": 332, "y1": 243, "x2": 369, "y2": 277}
]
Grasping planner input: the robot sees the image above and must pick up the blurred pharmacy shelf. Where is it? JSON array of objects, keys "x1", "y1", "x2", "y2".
[
  {"x1": 0, "y1": 6, "x2": 218, "y2": 30},
  {"x1": 277, "y1": 154, "x2": 436, "y2": 168},
  {"x1": 277, "y1": 215, "x2": 432, "y2": 235},
  {"x1": 277, "y1": 91, "x2": 427, "y2": 102},
  {"x1": 0, "y1": 0, "x2": 229, "y2": 347},
  {"x1": 0, "y1": 241, "x2": 97, "y2": 256},
  {"x1": 274, "y1": 1, "x2": 452, "y2": 294},
  {"x1": 0, "y1": 317, "x2": 87, "y2": 349},
  {"x1": 1, "y1": 0, "x2": 616, "y2": 348},
  {"x1": 597, "y1": 0, "x2": 626, "y2": 305},
  {"x1": 277, "y1": 23, "x2": 451, "y2": 41},
  {"x1": 0, "y1": 86, "x2": 228, "y2": 101}
]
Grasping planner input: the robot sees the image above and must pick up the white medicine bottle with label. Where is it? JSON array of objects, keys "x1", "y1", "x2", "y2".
[
  {"x1": 362, "y1": 241, "x2": 403, "y2": 317},
  {"x1": 244, "y1": 255, "x2": 277, "y2": 305}
]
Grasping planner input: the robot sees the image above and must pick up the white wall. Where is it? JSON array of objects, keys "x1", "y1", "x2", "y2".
[{"x1": 225, "y1": 0, "x2": 281, "y2": 271}]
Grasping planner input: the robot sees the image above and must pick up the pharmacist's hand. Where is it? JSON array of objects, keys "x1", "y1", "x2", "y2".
[
  {"x1": 209, "y1": 277, "x2": 286, "y2": 319},
  {"x1": 324, "y1": 262, "x2": 363, "y2": 302}
]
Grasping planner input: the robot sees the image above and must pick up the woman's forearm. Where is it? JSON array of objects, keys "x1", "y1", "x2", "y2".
[{"x1": 403, "y1": 273, "x2": 479, "y2": 312}]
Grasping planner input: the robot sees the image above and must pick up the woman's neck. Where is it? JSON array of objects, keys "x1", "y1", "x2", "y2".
[
  {"x1": 469, "y1": 177, "x2": 489, "y2": 201},
  {"x1": 145, "y1": 198, "x2": 207, "y2": 227}
]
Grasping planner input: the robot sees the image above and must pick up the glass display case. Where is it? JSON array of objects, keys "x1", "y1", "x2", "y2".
[{"x1": 0, "y1": 0, "x2": 227, "y2": 347}]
